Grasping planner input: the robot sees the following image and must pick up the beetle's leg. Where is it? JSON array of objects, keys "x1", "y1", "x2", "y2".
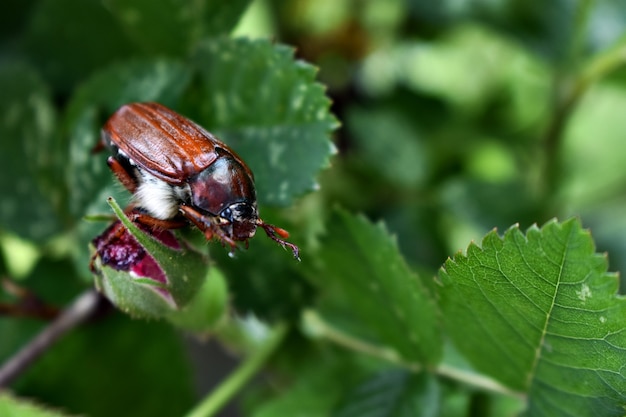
[
  {"x1": 257, "y1": 220, "x2": 300, "y2": 261},
  {"x1": 125, "y1": 208, "x2": 187, "y2": 230},
  {"x1": 107, "y1": 157, "x2": 139, "y2": 194},
  {"x1": 179, "y1": 205, "x2": 238, "y2": 250},
  {"x1": 91, "y1": 138, "x2": 106, "y2": 154}
]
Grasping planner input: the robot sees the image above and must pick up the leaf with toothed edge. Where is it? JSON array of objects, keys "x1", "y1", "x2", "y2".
[
  {"x1": 438, "y1": 218, "x2": 626, "y2": 417},
  {"x1": 312, "y1": 208, "x2": 442, "y2": 366},
  {"x1": 190, "y1": 37, "x2": 339, "y2": 207}
]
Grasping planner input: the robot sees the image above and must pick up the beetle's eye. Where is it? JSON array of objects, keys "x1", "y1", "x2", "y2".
[{"x1": 221, "y1": 207, "x2": 233, "y2": 222}]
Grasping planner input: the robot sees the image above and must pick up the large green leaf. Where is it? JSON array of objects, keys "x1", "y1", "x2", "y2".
[
  {"x1": 107, "y1": 0, "x2": 251, "y2": 55},
  {"x1": 0, "y1": 61, "x2": 61, "y2": 241},
  {"x1": 438, "y1": 219, "x2": 626, "y2": 416},
  {"x1": 191, "y1": 37, "x2": 338, "y2": 206},
  {"x1": 313, "y1": 209, "x2": 441, "y2": 366}
]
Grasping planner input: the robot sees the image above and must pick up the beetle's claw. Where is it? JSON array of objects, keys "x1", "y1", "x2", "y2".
[{"x1": 258, "y1": 222, "x2": 301, "y2": 261}]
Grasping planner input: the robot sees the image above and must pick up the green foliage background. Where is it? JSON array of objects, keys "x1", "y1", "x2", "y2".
[{"x1": 2, "y1": 1, "x2": 626, "y2": 416}]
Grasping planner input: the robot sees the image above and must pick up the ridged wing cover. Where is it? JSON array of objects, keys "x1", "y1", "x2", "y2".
[{"x1": 101, "y1": 102, "x2": 253, "y2": 184}]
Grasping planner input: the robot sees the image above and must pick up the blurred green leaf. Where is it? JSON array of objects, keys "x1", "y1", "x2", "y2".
[
  {"x1": 438, "y1": 219, "x2": 626, "y2": 416},
  {"x1": 107, "y1": 0, "x2": 251, "y2": 56},
  {"x1": 334, "y1": 370, "x2": 440, "y2": 417},
  {"x1": 249, "y1": 345, "x2": 365, "y2": 417},
  {"x1": 587, "y1": 1, "x2": 626, "y2": 51},
  {"x1": 63, "y1": 59, "x2": 192, "y2": 218},
  {"x1": 562, "y1": 84, "x2": 626, "y2": 207},
  {"x1": 475, "y1": 0, "x2": 577, "y2": 63},
  {"x1": 346, "y1": 106, "x2": 428, "y2": 188},
  {"x1": 166, "y1": 267, "x2": 228, "y2": 332},
  {"x1": 0, "y1": 318, "x2": 43, "y2": 366},
  {"x1": 211, "y1": 224, "x2": 313, "y2": 322},
  {"x1": 0, "y1": 61, "x2": 61, "y2": 241},
  {"x1": 22, "y1": 257, "x2": 86, "y2": 305},
  {"x1": 0, "y1": 392, "x2": 75, "y2": 417},
  {"x1": 23, "y1": 0, "x2": 138, "y2": 94},
  {"x1": 192, "y1": 37, "x2": 338, "y2": 206},
  {"x1": 15, "y1": 315, "x2": 195, "y2": 417},
  {"x1": 0, "y1": 0, "x2": 37, "y2": 42},
  {"x1": 313, "y1": 209, "x2": 442, "y2": 366}
]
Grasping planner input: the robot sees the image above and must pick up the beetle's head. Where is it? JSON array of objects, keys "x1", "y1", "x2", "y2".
[{"x1": 220, "y1": 202, "x2": 258, "y2": 240}]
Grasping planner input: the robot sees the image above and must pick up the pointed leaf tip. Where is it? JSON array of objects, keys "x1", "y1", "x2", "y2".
[{"x1": 314, "y1": 209, "x2": 442, "y2": 365}]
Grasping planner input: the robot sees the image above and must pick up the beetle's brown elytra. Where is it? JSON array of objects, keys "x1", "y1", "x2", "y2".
[{"x1": 100, "y1": 102, "x2": 300, "y2": 260}]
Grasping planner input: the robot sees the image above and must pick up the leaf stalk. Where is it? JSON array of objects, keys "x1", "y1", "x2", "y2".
[{"x1": 303, "y1": 310, "x2": 525, "y2": 400}]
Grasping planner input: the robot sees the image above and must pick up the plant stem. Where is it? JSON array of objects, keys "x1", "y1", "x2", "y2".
[
  {"x1": 436, "y1": 364, "x2": 524, "y2": 400},
  {"x1": 184, "y1": 323, "x2": 288, "y2": 417},
  {"x1": 303, "y1": 310, "x2": 524, "y2": 399},
  {"x1": 302, "y1": 309, "x2": 421, "y2": 371}
]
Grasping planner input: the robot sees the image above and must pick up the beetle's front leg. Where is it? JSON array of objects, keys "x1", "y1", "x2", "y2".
[
  {"x1": 125, "y1": 208, "x2": 187, "y2": 231},
  {"x1": 179, "y1": 205, "x2": 237, "y2": 250}
]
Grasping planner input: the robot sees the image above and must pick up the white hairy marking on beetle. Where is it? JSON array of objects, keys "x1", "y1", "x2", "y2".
[{"x1": 133, "y1": 166, "x2": 190, "y2": 220}]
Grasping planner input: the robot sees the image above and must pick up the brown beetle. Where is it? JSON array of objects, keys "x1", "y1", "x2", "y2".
[{"x1": 99, "y1": 102, "x2": 299, "y2": 259}]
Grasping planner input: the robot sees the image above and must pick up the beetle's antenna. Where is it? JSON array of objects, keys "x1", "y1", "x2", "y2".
[{"x1": 257, "y1": 220, "x2": 300, "y2": 261}]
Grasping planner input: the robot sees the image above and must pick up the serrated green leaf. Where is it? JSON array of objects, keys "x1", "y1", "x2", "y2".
[
  {"x1": 0, "y1": 61, "x2": 61, "y2": 241},
  {"x1": 192, "y1": 37, "x2": 338, "y2": 206},
  {"x1": 107, "y1": 0, "x2": 251, "y2": 55},
  {"x1": 438, "y1": 218, "x2": 626, "y2": 416},
  {"x1": 63, "y1": 59, "x2": 192, "y2": 218},
  {"x1": 334, "y1": 370, "x2": 440, "y2": 417},
  {"x1": 314, "y1": 209, "x2": 441, "y2": 365},
  {"x1": 0, "y1": 392, "x2": 75, "y2": 417}
]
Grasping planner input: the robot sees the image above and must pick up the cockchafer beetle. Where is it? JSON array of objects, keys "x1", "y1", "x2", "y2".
[{"x1": 98, "y1": 102, "x2": 300, "y2": 260}]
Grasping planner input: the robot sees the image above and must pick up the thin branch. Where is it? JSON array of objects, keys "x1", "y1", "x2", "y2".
[{"x1": 0, "y1": 289, "x2": 101, "y2": 388}]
